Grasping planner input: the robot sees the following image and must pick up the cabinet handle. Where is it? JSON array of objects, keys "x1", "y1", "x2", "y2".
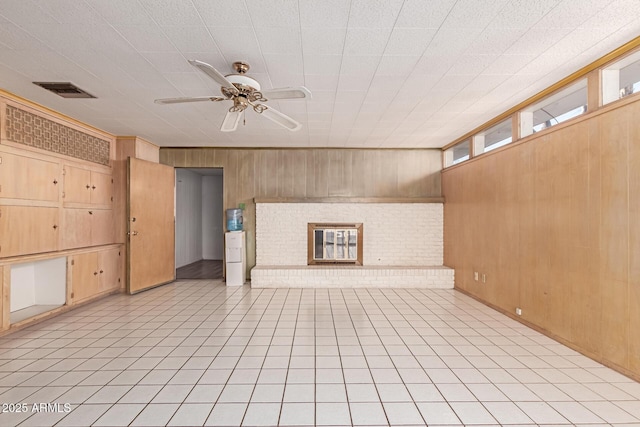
[
  {"x1": 89, "y1": 211, "x2": 93, "y2": 215},
  {"x1": 92, "y1": 185, "x2": 96, "y2": 190},
  {"x1": 93, "y1": 271, "x2": 98, "y2": 276},
  {"x1": 100, "y1": 270, "x2": 104, "y2": 274},
  {"x1": 53, "y1": 179, "x2": 58, "y2": 185},
  {"x1": 86, "y1": 184, "x2": 90, "y2": 189},
  {"x1": 53, "y1": 225, "x2": 58, "y2": 229}
]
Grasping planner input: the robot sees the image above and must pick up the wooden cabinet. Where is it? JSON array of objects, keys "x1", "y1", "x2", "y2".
[
  {"x1": 91, "y1": 210, "x2": 114, "y2": 246},
  {"x1": 0, "y1": 206, "x2": 59, "y2": 257},
  {"x1": 98, "y1": 248, "x2": 121, "y2": 293},
  {"x1": 61, "y1": 166, "x2": 114, "y2": 251},
  {"x1": 61, "y1": 209, "x2": 92, "y2": 249},
  {"x1": 69, "y1": 252, "x2": 98, "y2": 303},
  {"x1": 64, "y1": 166, "x2": 91, "y2": 204},
  {"x1": 64, "y1": 166, "x2": 112, "y2": 206},
  {"x1": 90, "y1": 171, "x2": 113, "y2": 206},
  {"x1": 70, "y1": 247, "x2": 121, "y2": 304},
  {"x1": 0, "y1": 94, "x2": 120, "y2": 332},
  {"x1": 0, "y1": 151, "x2": 60, "y2": 202},
  {"x1": 61, "y1": 209, "x2": 114, "y2": 249}
]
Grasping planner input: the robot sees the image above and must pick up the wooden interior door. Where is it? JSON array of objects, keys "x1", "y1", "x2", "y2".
[{"x1": 127, "y1": 158, "x2": 175, "y2": 293}]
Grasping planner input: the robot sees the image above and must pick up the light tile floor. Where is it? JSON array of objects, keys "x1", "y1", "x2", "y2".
[{"x1": 1, "y1": 280, "x2": 639, "y2": 426}]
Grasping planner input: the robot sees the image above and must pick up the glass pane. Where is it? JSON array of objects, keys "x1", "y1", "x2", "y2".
[
  {"x1": 619, "y1": 57, "x2": 640, "y2": 98},
  {"x1": 452, "y1": 140, "x2": 470, "y2": 164},
  {"x1": 336, "y1": 231, "x2": 345, "y2": 259},
  {"x1": 484, "y1": 119, "x2": 512, "y2": 152},
  {"x1": 314, "y1": 230, "x2": 323, "y2": 259},
  {"x1": 348, "y1": 230, "x2": 357, "y2": 259},
  {"x1": 325, "y1": 230, "x2": 334, "y2": 259},
  {"x1": 531, "y1": 82, "x2": 587, "y2": 133}
]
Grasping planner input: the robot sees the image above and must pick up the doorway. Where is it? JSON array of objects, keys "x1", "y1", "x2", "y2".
[{"x1": 174, "y1": 168, "x2": 224, "y2": 280}]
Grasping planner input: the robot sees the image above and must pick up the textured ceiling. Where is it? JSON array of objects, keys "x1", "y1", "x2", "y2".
[{"x1": 0, "y1": 0, "x2": 639, "y2": 148}]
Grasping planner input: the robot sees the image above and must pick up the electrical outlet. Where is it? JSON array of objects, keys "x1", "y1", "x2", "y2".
[
  {"x1": 473, "y1": 272, "x2": 479, "y2": 281},
  {"x1": 515, "y1": 307, "x2": 522, "y2": 316},
  {"x1": 481, "y1": 273, "x2": 486, "y2": 283}
]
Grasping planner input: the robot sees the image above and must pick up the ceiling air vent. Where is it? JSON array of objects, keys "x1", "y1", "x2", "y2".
[{"x1": 33, "y1": 82, "x2": 96, "y2": 98}]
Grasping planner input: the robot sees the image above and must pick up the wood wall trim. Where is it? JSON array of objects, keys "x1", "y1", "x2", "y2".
[
  {"x1": 442, "y1": 35, "x2": 640, "y2": 151},
  {"x1": 443, "y1": 92, "x2": 640, "y2": 174},
  {"x1": 0, "y1": 243, "x2": 122, "y2": 266},
  {"x1": 254, "y1": 197, "x2": 444, "y2": 203},
  {"x1": 163, "y1": 146, "x2": 441, "y2": 152}
]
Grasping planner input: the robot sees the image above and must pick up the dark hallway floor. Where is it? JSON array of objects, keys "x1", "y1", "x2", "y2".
[{"x1": 176, "y1": 259, "x2": 223, "y2": 280}]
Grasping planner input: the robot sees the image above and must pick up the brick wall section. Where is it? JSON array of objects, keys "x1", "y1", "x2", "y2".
[
  {"x1": 255, "y1": 203, "x2": 444, "y2": 266},
  {"x1": 251, "y1": 265, "x2": 454, "y2": 289}
]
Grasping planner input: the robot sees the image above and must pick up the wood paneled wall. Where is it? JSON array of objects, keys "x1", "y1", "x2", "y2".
[
  {"x1": 442, "y1": 98, "x2": 640, "y2": 380},
  {"x1": 160, "y1": 148, "x2": 442, "y2": 277}
]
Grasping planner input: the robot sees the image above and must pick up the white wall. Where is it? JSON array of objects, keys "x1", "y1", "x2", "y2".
[
  {"x1": 11, "y1": 258, "x2": 66, "y2": 311},
  {"x1": 175, "y1": 169, "x2": 203, "y2": 268},
  {"x1": 256, "y1": 203, "x2": 444, "y2": 266},
  {"x1": 202, "y1": 175, "x2": 224, "y2": 260}
]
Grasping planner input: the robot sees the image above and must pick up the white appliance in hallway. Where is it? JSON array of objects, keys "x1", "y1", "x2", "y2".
[{"x1": 225, "y1": 231, "x2": 246, "y2": 286}]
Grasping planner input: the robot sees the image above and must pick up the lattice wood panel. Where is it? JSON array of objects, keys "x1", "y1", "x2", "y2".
[{"x1": 4, "y1": 105, "x2": 110, "y2": 166}]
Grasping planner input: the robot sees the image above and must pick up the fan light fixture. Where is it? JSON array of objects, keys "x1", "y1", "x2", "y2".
[{"x1": 155, "y1": 60, "x2": 311, "y2": 132}]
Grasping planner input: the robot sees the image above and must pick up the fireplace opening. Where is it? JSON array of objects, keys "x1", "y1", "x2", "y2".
[{"x1": 308, "y1": 223, "x2": 363, "y2": 265}]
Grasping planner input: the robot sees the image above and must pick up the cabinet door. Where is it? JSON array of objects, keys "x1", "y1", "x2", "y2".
[
  {"x1": 98, "y1": 248, "x2": 121, "y2": 292},
  {"x1": 70, "y1": 251, "x2": 99, "y2": 303},
  {"x1": 60, "y1": 208, "x2": 92, "y2": 250},
  {"x1": 90, "y1": 171, "x2": 112, "y2": 206},
  {"x1": 0, "y1": 151, "x2": 59, "y2": 202},
  {"x1": 91, "y1": 210, "x2": 114, "y2": 246},
  {"x1": 64, "y1": 166, "x2": 91, "y2": 204},
  {"x1": 0, "y1": 206, "x2": 59, "y2": 257}
]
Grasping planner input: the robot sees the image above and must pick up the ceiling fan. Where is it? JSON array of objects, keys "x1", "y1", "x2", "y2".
[{"x1": 155, "y1": 60, "x2": 311, "y2": 132}]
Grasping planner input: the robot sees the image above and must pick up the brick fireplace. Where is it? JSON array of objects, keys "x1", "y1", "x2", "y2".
[{"x1": 251, "y1": 198, "x2": 454, "y2": 288}]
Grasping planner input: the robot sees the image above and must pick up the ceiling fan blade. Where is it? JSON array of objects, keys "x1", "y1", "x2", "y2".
[
  {"x1": 260, "y1": 86, "x2": 312, "y2": 100},
  {"x1": 260, "y1": 105, "x2": 302, "y2": 131},
  {"x1": 221, "y1": 110, "x2": 242, "y2": 132},
  {"x1": 189, "y1": 60, "x2": 238, "y2": 94},
  {"x1": 154, "y1": 96, "x2": 227, "y2": 104}
]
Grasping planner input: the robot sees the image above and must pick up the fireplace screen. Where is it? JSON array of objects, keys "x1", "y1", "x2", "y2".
[{"x1": 308, "y1": 223, "x2": 363, "y2": 265}]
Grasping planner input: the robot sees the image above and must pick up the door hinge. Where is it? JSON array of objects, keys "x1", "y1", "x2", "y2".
[
  {"x1": 62, "y1": 191, "x2": 65, "y2": 198},
  {"x1": 71, "y1": 260, "x2": 75, "y2": 266},
  {"x1": 62, "y1": 168, "x2": 66, "y2": 175},
  {"x1": 111, "y1": 196, "x2": 113, "y2": 202},
  {"x1": 70, "y1": 292, "x2": 74, "y2": 298},
  {"x1": 0, "y1": 184, "x2": 2, "y2": 193},
  {"x1": 0, "y1": 156, "x2": 2, "y2": 164}
]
